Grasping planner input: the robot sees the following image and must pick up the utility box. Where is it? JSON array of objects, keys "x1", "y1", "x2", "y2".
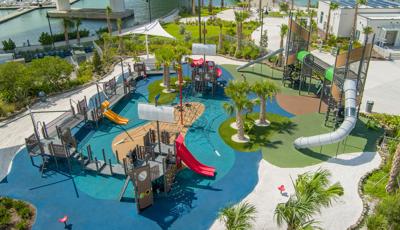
[{"x1": 366, "y1": 100, "x2": 374, "y2": 113}]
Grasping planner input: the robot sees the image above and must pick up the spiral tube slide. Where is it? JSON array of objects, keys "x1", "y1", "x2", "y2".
[{"x1": 294, "y1": 79, "x2": 358, "y2": 149}]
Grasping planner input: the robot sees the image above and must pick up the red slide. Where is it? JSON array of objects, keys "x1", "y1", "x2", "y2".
[{"x1": 175, "y1": 134, "x2": 216, "y2": 177}]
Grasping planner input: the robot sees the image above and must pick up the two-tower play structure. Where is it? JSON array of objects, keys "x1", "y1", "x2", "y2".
[
  {"x1": 24, "y1": 61, "x2": 217, "y2": 213},
  {"x1": 282, "y1": 13, "x2": 375, "y2": 149}
]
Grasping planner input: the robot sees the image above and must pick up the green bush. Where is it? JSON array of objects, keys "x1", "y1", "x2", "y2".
[
  {"x1": 0, "y1": 205, "x2": 11, "y2": 228},
  {"x1": 366, "y1": 214, "x2": 388, "y2": 230},
  {"x1": 0, "y1": 101, "x2": 15, "y2": 117}
]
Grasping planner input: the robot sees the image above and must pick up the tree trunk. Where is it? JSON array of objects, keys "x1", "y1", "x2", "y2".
[
  {"x1": 64, "y1": 27, "x2": 69, "y2": 46},
  {"x1": 192, "y1": 0, "x2": 196, "y2": 15},
  {"x1": 201, "y1": 0, "x2": 204, "y2": 8},
  {"x1": 107, "y1": 18, "x2": 112, "y2": 34},
  {"x1": 386, "y1": 143, "x2": 400, "y2": 193},
  {"x1": 163, "y1": 63, "x2": 168, "y2": 87},
  {"x1": 221, "y1": 0, "x2": 224, "y2": 9},
  {"x1": 325, "y1": 8, "x2": 332, "y2": 41},
  {"x1": 278, "y1": 36, "x2": 284, "y2": 66},
  {"x1": 291, "y1": 0, "x2": 294, "y2": 10},
  {"x1": 307, "y1": 0, "x2": 310, "y2": 12},
  {"x1": 351, "y1": 4, "x2": 359, "y2": 39},
  {"x1": 218, "y1": 28, "x2": 223, "y2": 51},
  {"x1": 77, "y1": 29, "x2": 80, "y2": 45},
  {"x1": 259, "y1": 97, "x2": 267, "y2": 124},
  {"x1": 235, "y1": 22, "x2": 242, "y2": 56},
  {"x1": 236, "y1": 110, "x2": 245, "y2": 140}
]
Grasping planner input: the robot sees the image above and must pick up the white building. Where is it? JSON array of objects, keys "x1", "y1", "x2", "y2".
[{"x1": 317, "y1": 0, "x2": 400, "y2": 48}]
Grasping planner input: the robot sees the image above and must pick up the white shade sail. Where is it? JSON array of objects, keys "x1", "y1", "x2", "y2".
[
  {"x1": 120, "y1": 20, "x2": 175, "y2": 39},
  {"x1": 138, "y1": 103, "x2": 175, "y2": 123}
]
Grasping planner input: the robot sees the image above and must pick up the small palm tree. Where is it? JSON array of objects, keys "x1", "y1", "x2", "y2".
[
  {"x1": 278, "y1": 24, "x2": 288, "y2": 66},
  {"x1": 75, "y1": 18, "x2": 81, "y2": 45},
  {"x1": 234, "y1": 10, "x2": 250, "y2": 56},
  {"x1": 325, "y1": 2, "x2": 339, "y2": 41},
  {"x1": 352, "y1": 0, "x2": 368, "y2": 39},
  {"x1": 117, "y1": 18, "x2": 123, "y2": 53},
  {"x1": 224, "y1": 80, "x2": 251, "y2": 141},
  {"x1": 62, "y1": 18, "x2": 74, "y2": 46},
  {"x1": 386, "y1": 143, "x2": 400, "y2": 193},
  {"x1": 155, "y1": 46, "x2": 175, "y2": 92},
  {"x1": 252, "y1": 80, "x2": 280, "y2": 126},
  {"x1": 106, "y1": 6, "x2": 112, "y2": 34},
  {"x1": 218, "y1": 201, "x2": 256, "y2": 230},
  {"x1": 362, "y1": 26, "x2": 373, "y2": 43},
  {"x1": 275, "y1": 169, "x2": 344, "y2": 230}
]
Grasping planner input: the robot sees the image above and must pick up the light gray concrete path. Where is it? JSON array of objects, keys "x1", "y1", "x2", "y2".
[
  {"x1": 180, "y1": 8, "x2": 259, "y2": 24},
  {"x1": 251, "y1": 16, "x2": 287, "y2": 51},
  {"x1": 0, "y1": 59, "x2": 134, "y2": 181},
  {"x1": 211, "y1": 151, "x2": 381, "y2": 230}
]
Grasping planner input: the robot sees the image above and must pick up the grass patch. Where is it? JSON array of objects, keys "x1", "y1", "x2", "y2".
[
  {"x1": 163, "y1": 22, "x2": 256, "y2": 41},
  {"x1": 266, "y1": 12, "x2": 288, "y2": 17},
  {"x1": 222, "y1": 63, "x2": 328, "y2": 96},
  {"x1": 363, "y1": 168, "x2": 390, "y2": 200},
  {"x1": 263, "y1": 113, "x2": 383, "y2": 167},
  {"x1": 180, "y1": 7, "x2": 227, "y2": 17},
  {"x1": 148, "y1": 77, "x2": 190, "y2": 105},
  {"x1": 219, "y1": 112, "x2": 291, "y2": 152}
]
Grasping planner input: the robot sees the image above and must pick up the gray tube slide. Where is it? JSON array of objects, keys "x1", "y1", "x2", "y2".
[
  {"x1": 294, "y1": 79, "x2": 358, "y2": 149},
  {"x1": 236, "y1": 48, "x2": 284, "y2": 71}
]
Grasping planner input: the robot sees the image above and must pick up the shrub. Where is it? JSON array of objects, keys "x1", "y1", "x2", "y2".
[
  {"x1": 0, "y1": 100, "x2": 15, "y2": 117},
  {"x1": 0, "y1": 206, "x2": 11, "y2": 228},
  {"x1": 179, "y1": 24, "x2": 186, "y2": 35},
  {"x1": 367, "y1": 214, "x2": 388, "y2": 230},
  {"x1": 15, "y1": 220, "x2": 29, "y2": 230},
  {"x1": 184, "y1": 31, "x2": 192, "y2": 43}
]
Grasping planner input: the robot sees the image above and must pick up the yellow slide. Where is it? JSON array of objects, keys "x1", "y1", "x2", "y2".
[{"x1": 101, "y1": 100, "x2": 129, "y2": 125}]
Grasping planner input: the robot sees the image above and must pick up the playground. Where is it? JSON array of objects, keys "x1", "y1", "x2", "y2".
[{"x1": 0, "y1": 12, "x2": 386, "y2": 230}]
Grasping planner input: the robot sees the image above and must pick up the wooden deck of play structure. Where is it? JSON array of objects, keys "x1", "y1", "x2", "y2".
[{"x1": 111, "y1": 102, "x2": 205, "y2": 161}]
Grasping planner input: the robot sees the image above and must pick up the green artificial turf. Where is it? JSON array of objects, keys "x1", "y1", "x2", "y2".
[
  {"x1": 221, "y1": 63, "x2": 322, "y2": 96},
  {"x1": 263, "y1": 113, "x2": 384, "y2": 168},
  {"x1": 148, "y1": 77, "x2": 190, "y2": 105},
  {"x1": 219, "y1": 112, "x2": 291, "y2": 152}
]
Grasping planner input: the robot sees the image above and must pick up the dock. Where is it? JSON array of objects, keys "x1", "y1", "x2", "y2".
[{"x1": 47, "y1": 8, "x2": 134, "y2": 20}]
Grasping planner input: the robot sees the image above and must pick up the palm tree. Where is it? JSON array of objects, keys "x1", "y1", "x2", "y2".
[
  {"x1": 386, "y1": 143, "x2": 400, "y2": 193},
  {"x1": 106, "y1": 6, "x2": 112, "y2": 34},
  {"x1": 275, "y1": 169, "x2": 344, "y2": 230},
  {"x1": 224, "y1": 80, "x2": 251, "y2": 141},
  {"x1": 362, "y1": 26, "x2": 373, "y2": 42},
  {"x1": 221, "y1": 0, "x2": 224, "y2": 9},
  {"x1": 208, "y1": 0, "x2": 213, "y2": 14},
  {"x1": 117, "y1": 18, "x2": 123, "y2": 53},
  {"x1": 218, "y1": 201, "x2": 256, "y2": 230},
  {"x1": 352, "y1": 0, "x2": 368, "y2": 40},
  {"x1": 75, "y1": 18, "x2": 81, "y2": 45},
  {"x1": 155, "y1": 46, "x2": 175, "y2": 92},
  {"x1": 234, "y1": 10, "x2": 250, "y2": 56},
  {"x1": 62, "y1": 18, "x2": 74, "y2": 46},
  {"x1": 325, "y1": 2, "x2": 339, "y2": 41},
  {"x1": 278, "y1": 24, "x2": 288, "y2": 67},
  {"x1": 252, "y1": 80, "x2": 280, "y2": 126}
]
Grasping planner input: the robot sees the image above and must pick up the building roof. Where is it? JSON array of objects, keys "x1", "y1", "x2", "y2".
[
  {"x1": 322, "y1": 0, "x2": 400, "y2": 9},
  {"x1": 359, "y1": 13, "x2": 400, "y2": 20}
]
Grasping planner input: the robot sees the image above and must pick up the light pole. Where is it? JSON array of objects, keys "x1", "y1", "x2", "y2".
[{"x1": 198, "y1": 0, "x2": 202, "y2": 43}]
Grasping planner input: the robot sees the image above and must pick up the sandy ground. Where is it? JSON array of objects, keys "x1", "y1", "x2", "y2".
[
  {"x1": 276, "y1": 93, "x2": 327, "y2": 115},
  {"x1": 210, "y1": 151, "x2": 381, "y2": 230},
  {"x1": 111, "y1": 102, "x2": 205, "y2": 160}
]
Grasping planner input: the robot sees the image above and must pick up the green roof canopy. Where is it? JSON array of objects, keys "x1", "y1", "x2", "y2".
[
  {"x1": 296, "y1": 51, "x2": 310, "y2": 62},
  {"x1": 325, "y1": 67, "x2": 334, "y2": 81}
]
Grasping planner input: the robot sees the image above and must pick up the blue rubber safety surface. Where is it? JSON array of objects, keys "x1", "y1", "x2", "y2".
[{"x1": 0, "y1": 65, "x2": 293, "y2": 229}]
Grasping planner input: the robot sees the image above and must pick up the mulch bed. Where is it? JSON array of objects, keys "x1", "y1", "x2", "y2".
[{"x1": 276, "y1": 93, "x2": 328, "y2": 116}]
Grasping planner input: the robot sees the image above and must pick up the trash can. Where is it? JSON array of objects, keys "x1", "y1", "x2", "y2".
[
  {"x1": 38, "y1": 91, "x2": 46, "y2": 102},
  {"x1": 366, "y1": 100, "x2": 374, "y2": 113}
]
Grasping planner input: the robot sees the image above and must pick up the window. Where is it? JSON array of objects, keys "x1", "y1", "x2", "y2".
[
  {"x1": 355, "y1": 30, "x2": 361, "y2": 40},
  {"x1": 320, "y1": 12, "x2": 324, "y2": 24}
]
